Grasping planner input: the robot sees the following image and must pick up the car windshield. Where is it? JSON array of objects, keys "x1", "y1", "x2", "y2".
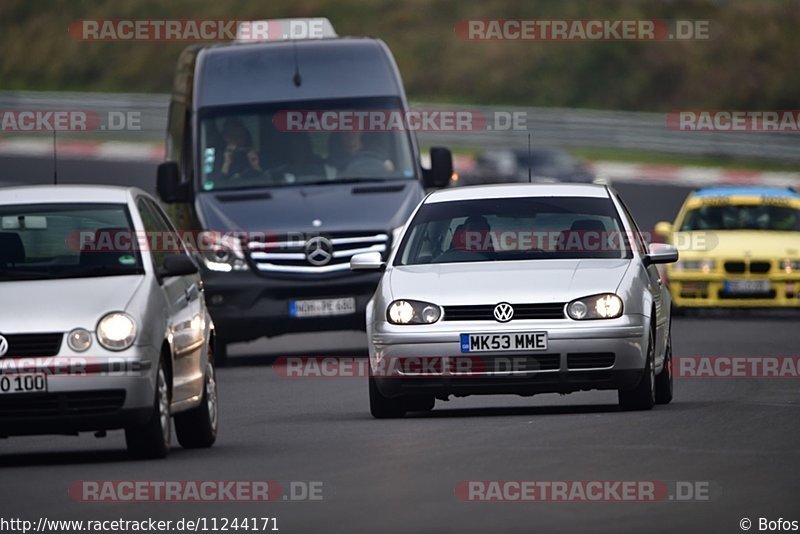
[
  {"x1": 0, "y1": 203, "x2": 144, "y2": 282},
  {"x1": 198, "y1": 97, "x2": 417, "y2": 191},
  {"x1": 395, "y1": 196, "x2": 633, "y2": 265},
  {"x1": 680, "y1": 203, "x2": 800, "y2": 231}
]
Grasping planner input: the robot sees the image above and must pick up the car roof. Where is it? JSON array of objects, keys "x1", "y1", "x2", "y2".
[
  {"x1": 0, "y1": 185, "x2": 148, "y2": 205},
  {"x1": 692, "y1": 186, "x2": 800, "y2": 199},
  {"x1": 425, "y1": 183, "x2": 609, "y2": 204}
]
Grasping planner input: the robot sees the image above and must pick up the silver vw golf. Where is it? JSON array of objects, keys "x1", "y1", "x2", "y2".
[
  {"x1": 351, "y1": 184, "x2": 679, "y2": 418},
  {"x1": 0, "y1": 186, "x2": 217, "y2": 458}
]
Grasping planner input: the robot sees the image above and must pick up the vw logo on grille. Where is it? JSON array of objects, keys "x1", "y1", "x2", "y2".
[
  {"x1": 493, "y1": 303, "x2": 514, "y2": 323},
  {"x1": 305, "y1": 236, "x2": 334, "y2": 266},
  {"x1": 0, "y1": 335, "x2": 8, "y2": 357}
]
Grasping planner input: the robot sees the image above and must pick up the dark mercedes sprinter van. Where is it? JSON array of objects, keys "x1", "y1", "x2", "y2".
[{"x1": 157, "y1": 20, "x2": 453, "y2": 363}]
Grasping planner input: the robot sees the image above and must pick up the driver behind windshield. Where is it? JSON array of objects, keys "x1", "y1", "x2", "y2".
[{"x1": 214, "y1": 118, "x2": 265, "y2": 180}]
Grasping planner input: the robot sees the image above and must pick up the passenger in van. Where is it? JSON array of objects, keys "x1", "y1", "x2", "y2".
[
  {"x1": 214, "y1": 118, "x2": 266, "y2": 180},
  {"x1": 326, "y1": 131, "x2": 395, "y2": 177}
]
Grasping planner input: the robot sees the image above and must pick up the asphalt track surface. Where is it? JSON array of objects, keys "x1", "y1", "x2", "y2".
[{"x1": 0, "y1": 155, "x2": 798, "y2": 533}]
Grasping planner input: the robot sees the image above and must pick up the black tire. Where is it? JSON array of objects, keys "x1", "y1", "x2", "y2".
[
  {"x1": 214, "y1": 337, "x2": 229, "y2": 367},
  {"x1": 125, "y1": 358, "x2": 171, "y2": 459},
  {"x1": 368, "y1": 373, "x2": 406, "y2": 419},
  {"x1": 175, "y1": 359, "x2": 219, "y2": 448},
  {"x1": 655, "y1": 330, "x2": 674, "y2": 405},
  {"x1": 618, "y1": 329, "x2": 656, "y2": 411},
  {"x1": 405, "y1": 395, "x2": 435, "y2": 413}
]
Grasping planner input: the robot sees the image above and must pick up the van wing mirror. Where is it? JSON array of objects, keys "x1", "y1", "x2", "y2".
[
  {"x1": 157, "y1": 162, "x2": 190, "y2": 203},
  {"x1": 423, "y1": 147, "x2": 453, "y2": 189}
]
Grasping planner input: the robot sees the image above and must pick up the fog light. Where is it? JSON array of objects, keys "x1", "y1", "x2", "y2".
[{"x1": 67, "y1": 328, "x2": 92, "y2": 352}]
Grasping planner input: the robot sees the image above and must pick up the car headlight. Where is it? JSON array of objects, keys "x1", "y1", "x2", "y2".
[
  {"x1": 781, "y1": 259, "x2": 800, "y2": 273},
  {"x1": 96, "y1": 312, "x2": 137, "y2": 351},
  {"x1": 67, "y1": 328, "x2": 92, "y2": 352},
  {"x1": 387, "y1": 300, "x2": 442, "y2": 325},
  {"x1": 199, "y1": 231, "x2": 249, "y2": 272},
  {"x1": 567, "y1": 294, "x2": 623, "y2": 320},
  {"x1": 674, "y1": 259, "x2": 716, "y2": 273}
]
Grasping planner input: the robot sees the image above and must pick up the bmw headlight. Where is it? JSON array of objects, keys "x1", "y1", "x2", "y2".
[
  {"x1": 387, "y1": 300, "x2": 442, "y2": 325},
  {"x1": 96, "y1": 312, "x2": 137, "y2": 351},
  {"x1": 781, "y1": 258, "x2": 800, "y2": 273},
  {"x1": 67, "y1": 328, "x2": 92, "y2": 352},
  {"x1": 567, "y1": 294, "x2": 623, "y2": 320},
  {"x1": 674, "y1": 259, "x2": 716, "y2": 273},
  {"x1": 199, "y1": 231, "x2": 249, "y2": 272}
]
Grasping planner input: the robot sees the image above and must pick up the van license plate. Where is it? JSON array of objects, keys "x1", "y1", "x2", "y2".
[{"x1": 290, "y1": 297, "x2": 356, "y2": 318}]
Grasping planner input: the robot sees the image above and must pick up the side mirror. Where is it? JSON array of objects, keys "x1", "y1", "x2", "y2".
[
  {"x1": 646, "y1": 243, "x2": 679, "y2": 265},
  {"x1": 160, "y1": 254, "x2": 199, "y2": 277},
  {"x1": 423, "y1": 147, "x2": 453, "y2": 189},
  {"x1": 157, "y1": 162, "x2": 190, "y2": 203},
  {"x1": 350, "y1": 252, "x2": 386, "y2": 272},
  {"x1": 654, "y1": 221, "x2": 673, "y2": 239}
]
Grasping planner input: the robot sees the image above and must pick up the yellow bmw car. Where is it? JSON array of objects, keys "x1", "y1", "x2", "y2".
[{"x1": 655, "y1": 186, "x2": 800, "y2": 308}]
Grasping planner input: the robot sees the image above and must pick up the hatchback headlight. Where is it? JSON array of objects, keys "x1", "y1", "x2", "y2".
[
  {"x1": 97, "y1": 312, "x2": 137, "y2": 351},
  {"x1": 199, "y1": 232, "x2": 249, "y2": 272},
  {"x1": 567, "y1": 294, "x2": 623, "y2": 320},
  {"x1": 387, "y1": 300, "x2": 442, "y2": 325},
  {"x1": 67, "y1": 328, "x2": 92, "y2": 352}
]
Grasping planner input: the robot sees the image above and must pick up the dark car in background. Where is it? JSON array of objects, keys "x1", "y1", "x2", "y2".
[{"x1": 459, "y1": 148, "x2": 596, "y2": 186}]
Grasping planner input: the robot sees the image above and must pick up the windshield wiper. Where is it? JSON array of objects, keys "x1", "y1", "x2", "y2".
[{"x1": 298, "y1": 177, "x2": 410, "y2": 186}]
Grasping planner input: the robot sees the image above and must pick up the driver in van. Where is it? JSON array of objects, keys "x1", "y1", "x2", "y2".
[{"x1": 216, "y1": 118, "x2": 265, "y2": 179}]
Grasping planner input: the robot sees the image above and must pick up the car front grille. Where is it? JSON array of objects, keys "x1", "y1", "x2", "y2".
[
  {"x1": 443, "y1": 303, "x2": 566, "y2": 321},
  {"x1": 724, "y1": 260, "x2": 771, "y2": 274},
  {"x1": 0, "y1": 390, "x2": 126, "y2": 419},
  {"x1": 567, "y1": 352, "x2": 616, "y2": 369},
  {"x1": 0, "y1": 333, "x2": 63, "y2": 357},
  {"x1": 247, "y1": 232, "x2": 389, "y2": 274}
]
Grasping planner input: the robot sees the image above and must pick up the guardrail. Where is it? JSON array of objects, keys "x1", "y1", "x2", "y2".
[{"x1": 1, "y1": 91, "x2": 799, "y2": 162}]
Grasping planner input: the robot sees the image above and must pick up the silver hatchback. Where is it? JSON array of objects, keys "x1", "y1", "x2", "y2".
[
  {"x1": 0, "y1": 186, "x2": 217, "y2": 458},
  {"x1": 352, "y1": 184, "x2": 679, "y2": 418}
]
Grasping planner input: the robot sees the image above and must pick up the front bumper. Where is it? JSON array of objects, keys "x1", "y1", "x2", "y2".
[
  {"x1": 369, "y1": 316, "x2": 648, "y2": 398},
  {"x1": 0, "y1": 346, "x2": 158, "y2": 436},
  {"x1": 668, "y1": 273, "x2": 800, "y2": 307},
  {"x1": 203, "y1": 269, "x2": 382, "y2": 342}
]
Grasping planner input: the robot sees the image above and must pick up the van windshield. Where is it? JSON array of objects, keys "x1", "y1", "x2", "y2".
[{"x1": 198, "y1": 97, "x2": 417, "y2": 191}]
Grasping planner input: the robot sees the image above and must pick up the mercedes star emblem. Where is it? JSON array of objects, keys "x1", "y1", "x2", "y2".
[
  {"x1": 305, "y1": 236, "x2": 334, "y2": 266},
  {"x1": 0, "y1": 335, "x2": 8, "y2": 357}
]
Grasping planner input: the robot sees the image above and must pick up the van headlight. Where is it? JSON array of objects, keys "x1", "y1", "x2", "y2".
[
  {"x1": 567, "y1": 294, "x2": 623, "y2": 320},
  {"x1": 199, "y1": 232, "x2": 249, "y2": 272},
  {"x1": 97, "y1": 312, "x2": 137, "y2": 351},
  {"x1": 387, "y1": 300, "x2": 442, "y2": 325}
]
